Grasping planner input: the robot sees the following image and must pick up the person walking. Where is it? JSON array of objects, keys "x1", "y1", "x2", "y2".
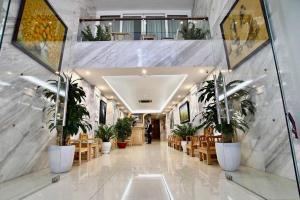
[{"x1": 146, "y1": 120, "x2": 153, "y2": 144}]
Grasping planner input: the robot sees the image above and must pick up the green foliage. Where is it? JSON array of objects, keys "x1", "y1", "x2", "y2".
[
  {"x1": 180, "y1": 22, "x2": 210, "y2": 40},
  {"x1": 172, "y1": 123, "x2": 199, "y2": 141},
  {"x1": 44, "y1": 74, "x2": 92, "y2": 146},
  {"x1": 115, "y1": 117, "x2": 134, "y2": 142},
  {"x1": 95, "y1": 125, "x2": 116, "y2": 142},
  {"x1": 198, "y1": 73, "x2": 255, "y2": 142},
  {"x1": 81, "y1": 25, "x2": 111, "y2": 41}
]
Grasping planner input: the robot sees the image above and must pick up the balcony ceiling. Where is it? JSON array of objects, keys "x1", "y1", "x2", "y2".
[
  {"x1": 95, "y1": 0, "x2": 194, "y2": 11},
  {"x1": 75, "y1": 66, "x2": 214, "y2": 114}
]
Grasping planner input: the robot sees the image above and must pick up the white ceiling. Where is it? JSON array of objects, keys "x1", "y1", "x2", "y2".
[
  {"x1": 103, "y1": 75, "x2": 186, "y2": 113},
  {"x1": 94, "y1": 0, "x2": 195, "y2": 11},
  {"x1": 75, "y1": 66, "x2": 214, "y2": 114}
]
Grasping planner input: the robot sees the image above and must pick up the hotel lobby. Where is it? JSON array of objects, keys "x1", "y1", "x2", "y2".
[{"x1": 0, "y1": 0, "x2": 300, "y2": 199}]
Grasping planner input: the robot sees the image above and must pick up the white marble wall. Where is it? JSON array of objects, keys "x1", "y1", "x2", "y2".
[
  {"x1": 72, "y1": 40, "x2": 214, "y2": 69},
  {"x1": 193, "y1": 0, "x2": 299, "y2": 180},
  {"x1": 0, "y1": 0, "x2": 96, "y2": 183}
]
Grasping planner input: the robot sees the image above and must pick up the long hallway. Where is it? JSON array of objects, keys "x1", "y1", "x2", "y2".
[{"x1": 24, "y1": 143, "x2": 261, "y2": 200}]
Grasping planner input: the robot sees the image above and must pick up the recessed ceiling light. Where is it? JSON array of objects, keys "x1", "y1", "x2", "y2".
[
  {"x1": 199, "y1": 69, "x2": 206, "y2": 74},
  {"x1": 178, "y1": 95, "x2": 181, "y2": 98},
  {"x1": 110, "y1": 96, "x2": 114, "y2": 99},
  {"x1": 85, "y1": 71, "x2": 91, "y2": 75},
  {"x1": 142, "y1": 69, "x2": 147, "y2": 75}
]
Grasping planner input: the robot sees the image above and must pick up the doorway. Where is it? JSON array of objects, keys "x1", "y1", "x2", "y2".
[{"x1": 151, "y1": 119, "x2": 160, "y2": 140}]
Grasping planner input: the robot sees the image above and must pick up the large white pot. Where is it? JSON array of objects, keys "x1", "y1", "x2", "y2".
[
  {"x1": 181, "y1": 141, "x2": 187, "y2": 153},
  {"x1": 216, "y1": 143, "x2": 241, "y2": 171},
  {"x1": 48, "y1": 145, "x2": 75, "y2": 173},
  {"x1": 102, "y1": 142, "x2": 112, "y2": 154}
]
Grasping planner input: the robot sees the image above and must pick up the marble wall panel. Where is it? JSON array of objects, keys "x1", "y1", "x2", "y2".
[
  {"x1": 72, "y1": 40, "x2": 214, "y2": 69},
  {"x1": 192, "y1": 0, "x2": 299, "y2": 180},
  {"x1": 0, "y1": 0, "x2": 96, "y2": 183}
]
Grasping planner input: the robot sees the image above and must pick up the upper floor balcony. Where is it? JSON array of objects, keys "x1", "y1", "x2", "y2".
[
  {"x1": 73, "y1": 16, "x2": 214, "y2": 69},
  {"x1": 78, "y1": 16, "x2": 211, "y2": 41}
]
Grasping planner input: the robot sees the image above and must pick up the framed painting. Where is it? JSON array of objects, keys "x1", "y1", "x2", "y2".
[
  {"x1": 132, "y1": 114, "x2": 143, "y2": 124},
  {"x1": 99, "y1": 100, "x2": 107, "y2": 124},
  {"x1": 170, "y1": 111, "x2": 174, "y2": 129},
  {"x1": 12, "y1": 0, "x2": 68, "y2": 74},
  {"x1": 220, "y1": 0, "x2": 270, "y2": 70},
  {"x1": 179, "y1": 101, "x2": 190, "y2": 124}
]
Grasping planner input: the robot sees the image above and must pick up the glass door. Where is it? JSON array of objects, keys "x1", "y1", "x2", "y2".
[
  {"x1": 0, "y1": 0, "x2": 11, "y2": 49},
  {"x1": 210, "y1": 0, "x2": 300, "y2": 199}
]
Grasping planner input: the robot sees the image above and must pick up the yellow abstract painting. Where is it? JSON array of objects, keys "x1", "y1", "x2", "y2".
[
  {"x1": 221, "y1": 0, "x2": 270, "y2": 70},
  {"x1": 13, "y1": 0, "x2": 67, "y2": 73}
]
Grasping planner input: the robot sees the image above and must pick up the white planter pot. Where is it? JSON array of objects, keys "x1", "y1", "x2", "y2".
[
  {"x1": 102, "y1": 142, "x2": 112, "y2": 154},
  {"x1": 48, "y1": 145, "x2": 75, "y2": 173},
  {"x1": 216, "y1": 142, "x2": 241, "y2": 172},
  {"x1": 181, "y1": 141, "x2": 187, "y2": 153}
]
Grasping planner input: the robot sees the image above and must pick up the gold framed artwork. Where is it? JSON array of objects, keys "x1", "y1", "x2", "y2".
[
  {"x1": 12, "y1": 0, "x2": 68, "y2": 74},
  {"x1": 220, "y1": 0, "x2": 270, "y2": 70}
]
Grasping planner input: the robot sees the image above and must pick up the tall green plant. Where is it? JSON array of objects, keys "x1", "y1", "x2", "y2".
[
  {"x1": 198, "y1": 73, "x2": 255, "y2": 143},
  {"x1": 44, "y1": 74, "x2": 92, "y2": 146},
  {"x1": 115, "y1": 117, "x2": 134, "y2": 142},
  {"x1": 172, "y1": 123, "x2": 199, "y2": 141},
  {"x1": 81, "y1": 25, "x2": 111, "y2": 41},
  {"x1": 95, "y1": 125, "x2": 115, "y2": 142},
  {"x1": 180, "y1": 22, "x2": 210, "y2": 40}
]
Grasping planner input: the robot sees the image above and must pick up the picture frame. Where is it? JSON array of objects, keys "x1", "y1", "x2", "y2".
[
  {"x1": 179, "y1": 101, "x2": 190, "y2": 124},
  {"x1": 170, "y1": 111, "x2": 174, "y2": 129},
  {"x1": 12, "y1": 0, "x2": 68, "y2": 74},
  {"x1": 132, "y1": 114, "x2": 143, "y2": 124},
  {"x1": 220, "y1": 0, "x2": 270, "y2": 70},
  {"x1": 99, "y1": 100, "x2": 107, "y2": 124}
]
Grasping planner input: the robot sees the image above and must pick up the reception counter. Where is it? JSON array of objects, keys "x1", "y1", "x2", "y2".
[{"x1": 131, "y1": 126, "x2": 145, "y2": 145}]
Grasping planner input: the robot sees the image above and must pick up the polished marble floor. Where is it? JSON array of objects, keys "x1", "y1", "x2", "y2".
[{"x1": 20, "y1": 142, "x2": 263, "y2": 200}]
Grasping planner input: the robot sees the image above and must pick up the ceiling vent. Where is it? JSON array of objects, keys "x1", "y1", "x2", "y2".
[{"x1": 139, "y1": 99, "x2": 152, "y2": 104}]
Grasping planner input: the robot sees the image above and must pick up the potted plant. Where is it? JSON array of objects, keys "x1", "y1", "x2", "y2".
[
  {"x1": 95, "y1": 125, "x2": 115, "y2": 154},
  {"x1": 81, "y1": 25, "x2": 111, "y2": 41},
  {"x1": 44, "y1": 74, "x2": 92, "y2": 173},
  {"x1": 198, "y1": 73, "x2": 255, "y2": 171},
  {"x1": 180, "y1": 22, "x2": 210, "y2": 40},
  {"x1": 172, "y1": 123, "x2": 199, "y2": 153},
  {"x1": 115, "y1": 117, "x2": 134, "y2": 149}
]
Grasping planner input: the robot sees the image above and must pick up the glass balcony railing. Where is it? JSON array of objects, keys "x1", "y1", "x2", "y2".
[{"x1": 78, "y1": 17, "x2": 211, "y2": 41}]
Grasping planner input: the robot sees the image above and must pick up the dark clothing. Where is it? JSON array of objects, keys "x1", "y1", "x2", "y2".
[
  {"x1": 146, "y1": 123, "x2": 153, "y2": 144},
  {"x1": 147, "y1": 133, "x2": 152, "y2": 144}
]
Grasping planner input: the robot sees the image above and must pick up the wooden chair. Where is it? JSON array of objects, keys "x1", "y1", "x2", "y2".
[
  {"x1": 167, "y1": 135, "x2": 173, "y2": 147},
  {"x1": 69, "y1": 138, "x2": 89, "y2": 166},
  {"x1": 186, "y1": 136, "x2": 200, "y2": 157},
  {"x1": 89, "y1": 138, "x2": 100, "y2": 159},
  {"x1": 174, "y1": 136, "x2": 182, "y2": 151},
  {"x1": 199, "y1": 135, "x2": 222, "y2": 165}
]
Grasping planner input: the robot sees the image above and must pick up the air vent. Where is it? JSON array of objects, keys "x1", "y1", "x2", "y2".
[{"x1": 139, "y1": 100, "x2": 152, "y2": 104}]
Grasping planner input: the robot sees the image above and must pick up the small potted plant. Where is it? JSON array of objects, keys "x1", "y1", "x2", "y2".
[
  {"x1": 198, "y1": 73, "x2": 255, "y2": 171},
  {"x1": 45, "y1": 74, "x2": 92, "y2": 173},
  {"x1": 95, "y1": 125, "x2": 115, "y2": 154},
  {"x1": 115, "y1": 117, "x2": 134, "y2": 149},
  {"x1": 172, "y1": 123, "x2": 199, "y2": 153}
]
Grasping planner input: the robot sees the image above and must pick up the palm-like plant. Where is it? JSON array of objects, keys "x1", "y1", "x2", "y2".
[
  {"x1": 44, "y1": 74, "x2": 92, "y2": 146},
  {"x1": 180, "y1": 22, "x2": 210, "y2": 40},
  {"x1": 95, "y1": 125, "x2": 116, "y2": 142},
  {"x1": 198, "y1": 73, "x2": 255, "y2": 143},
  {"x1": 172, "y1": 123, "x2": 199, "y2": 141},
  {"x1": 81, "y1": 25, "x2": 111, "y2": 41}
]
